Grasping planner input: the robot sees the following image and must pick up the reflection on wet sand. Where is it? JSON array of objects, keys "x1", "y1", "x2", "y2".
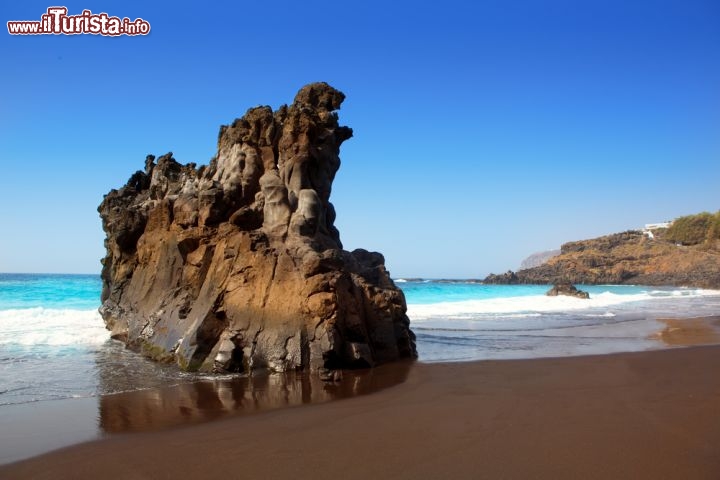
[
  {"x1": 99, "y1": 362, "x2": 413, "y2": 434},
  {"x1": 652, "y1": 316, "x2": 720, "y2": 346}
]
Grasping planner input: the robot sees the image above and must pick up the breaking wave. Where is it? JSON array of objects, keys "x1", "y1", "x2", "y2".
[
  {"x1": 407, "y1": 288, "x2": 719, "y2": 321},
  {"x1": 0, "y1": 308, "x2": 107, "y2": 347}
]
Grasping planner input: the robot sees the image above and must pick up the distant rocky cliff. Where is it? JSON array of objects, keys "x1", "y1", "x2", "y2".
[
  {"x1": 519, "y1": 249, "x2": 560, "y2": 270},
  {"x1": 485, "y1": 230, "x2": 720, "y2": 288},
  {"x1": 98, "y1": 83, "x2": 416, "y2": 374}
]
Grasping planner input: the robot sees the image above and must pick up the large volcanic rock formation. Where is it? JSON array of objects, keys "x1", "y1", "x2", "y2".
[{"x1": 98, "y1": 83, "x2": 416, "y2": 374}]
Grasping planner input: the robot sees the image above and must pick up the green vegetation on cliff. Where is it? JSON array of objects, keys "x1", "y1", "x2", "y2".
[{"x1": 662, "y1": 211, "x2": 720, "y2": 246}]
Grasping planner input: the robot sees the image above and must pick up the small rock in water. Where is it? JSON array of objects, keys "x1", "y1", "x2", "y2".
[{"x1": 546, "y1": 282, "x2": 590, "y2": 299}]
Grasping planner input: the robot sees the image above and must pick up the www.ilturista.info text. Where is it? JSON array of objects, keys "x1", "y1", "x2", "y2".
[{"x1": 7, "y1": 7, "x2": 150, "y2": 36}]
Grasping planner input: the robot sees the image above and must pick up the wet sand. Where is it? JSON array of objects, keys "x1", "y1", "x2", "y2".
[
  {"x1": 2, "y1": 343, "x2": 720, "y2": 479},
  {"x1": 654, "y1": 316, "x2": 720, "y2": 346},
  {"x1": 0, "y1": 363, "x2": 413, "y2": 465},
  {"x1": 0, "y1": 397, "x2": 99, "y2": 465}
]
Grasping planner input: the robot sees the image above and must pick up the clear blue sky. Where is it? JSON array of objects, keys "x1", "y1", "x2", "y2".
[{"x1": 2, "y1": 0, "x2": 719, "y2": 277}]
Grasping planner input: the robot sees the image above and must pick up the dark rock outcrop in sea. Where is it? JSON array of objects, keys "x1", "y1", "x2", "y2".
[
  {"x1": 484, "y1": 230, "x2": 720, "y2": 288},
  {"x1": 546, "y1": 283, "x2": 590, "y2": 299},
  {"x1": 98, "y1": 83, "x2": 417, "y2": 374},
  {"x1": 483, "y1": 271, "x2": 520, "y2": 284}
]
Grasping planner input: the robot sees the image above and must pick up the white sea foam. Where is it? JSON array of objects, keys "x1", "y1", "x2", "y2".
[
  {"x1": 407, "y1": 288, "x2": 720, "y2": 321},
  {"x1": 0, "y1": 308, "x2": 108, "y2": 347}
]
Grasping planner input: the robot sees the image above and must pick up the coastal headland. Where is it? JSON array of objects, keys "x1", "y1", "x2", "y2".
[{"x1": 486, "y1": 224, "x2": 720, "y2": 288}]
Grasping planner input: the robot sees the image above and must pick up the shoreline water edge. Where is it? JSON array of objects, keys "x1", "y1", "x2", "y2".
[
  {"x1": 2, "y1": 344, "x2": 720, "y2": 479},
  {"x1": 1, "y1": 274, "x2": 720, "y2": 470}
]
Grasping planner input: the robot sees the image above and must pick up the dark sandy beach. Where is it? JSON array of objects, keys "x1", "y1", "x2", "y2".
[{"x1": 2, "y1": 319, "x2": 720, "y2": 479}]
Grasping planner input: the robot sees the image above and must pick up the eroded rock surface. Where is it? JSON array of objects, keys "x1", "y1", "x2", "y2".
[{"x1": 98, "y1": 83, "x2": 416, "y2": 374}]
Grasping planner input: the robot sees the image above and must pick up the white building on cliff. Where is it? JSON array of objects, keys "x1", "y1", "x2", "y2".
[{"x1": 642, "y1": 222, "x2": 672, "y2": 239}]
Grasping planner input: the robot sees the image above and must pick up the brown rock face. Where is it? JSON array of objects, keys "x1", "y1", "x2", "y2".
[
  {"x1": 98, "y1": 83, "x2": 416, "y2": 374},
  {"x1": 485, "y1": 230, "x2": 720, "y2": 288}
]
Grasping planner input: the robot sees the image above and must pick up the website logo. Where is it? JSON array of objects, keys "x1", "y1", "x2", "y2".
[{"x1": 7, "y1": 7, "x2": 150, "y2": 36}]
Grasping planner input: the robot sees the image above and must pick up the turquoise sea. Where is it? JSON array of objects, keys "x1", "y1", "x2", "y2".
[
  {"x1": 1, "y1": 274, "x2": 720, "y2": 407},
  {"x1": 0, "y1": 273, "x2": 203, "y2": 408},
  {"x1": 401, "y1": 280, "x2": 720, "y2": 362}
]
